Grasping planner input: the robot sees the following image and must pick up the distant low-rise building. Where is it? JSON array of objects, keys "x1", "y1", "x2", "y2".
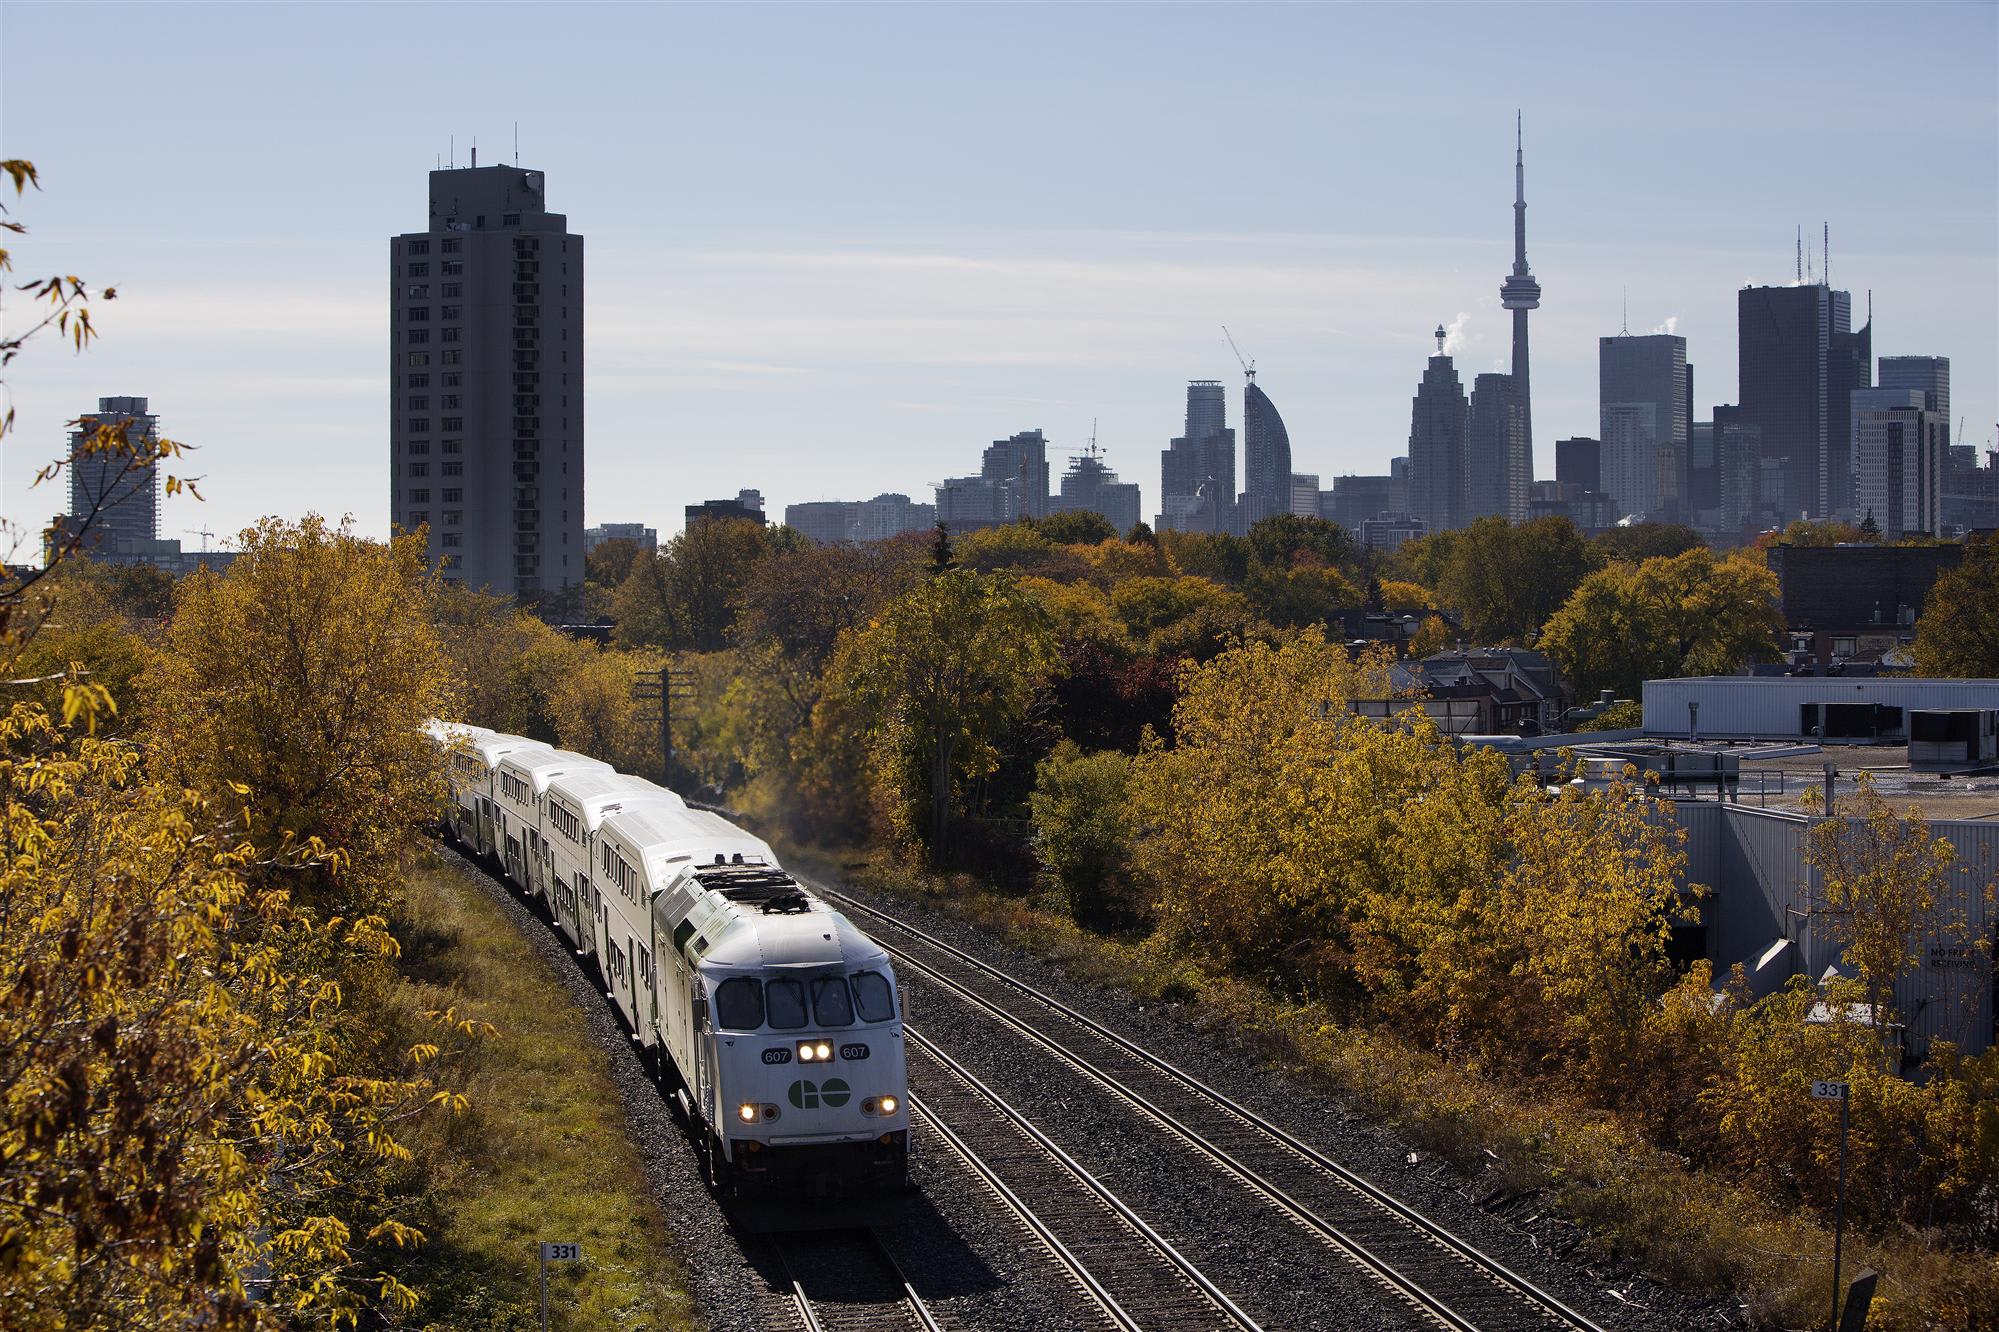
[
  {"x1": 685, "y1": 490, "x2": 766, "y2": 526},
  {"x1": 783, "y1": 501, "x2": 855, "y2": 546},
  {"x1": 1359, "y1": 512, "x2": 1424, "y2": 553},
  {"x1": 584, "y1": 522, "x2": 658, "y2": 554}
]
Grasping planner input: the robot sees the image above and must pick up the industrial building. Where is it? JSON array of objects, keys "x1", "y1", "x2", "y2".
[{"x1": 1643, "y1": 676, "x2": 1999, "y2": 742}]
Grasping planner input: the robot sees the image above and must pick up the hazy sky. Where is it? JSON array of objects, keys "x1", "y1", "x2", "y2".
[{"x1": 2, "y1": 2, "x2": 1994, "y2": 548}]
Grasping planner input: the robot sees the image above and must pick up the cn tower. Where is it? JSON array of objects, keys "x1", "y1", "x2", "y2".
[{"x1": 1498, "y1": 111, "x2": 1541, "y2": 464}]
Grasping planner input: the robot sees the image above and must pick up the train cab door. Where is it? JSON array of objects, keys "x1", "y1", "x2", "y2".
[{"x1": 690, "y1": 976, "x2": 714, "y2": 1124}]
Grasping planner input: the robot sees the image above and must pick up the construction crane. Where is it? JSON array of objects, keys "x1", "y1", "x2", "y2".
[
  {"x1": 185, "y1": 526, "x2": 215, "y2": 553},
  {"x1": 1222, "y1": 325, "x2": 1255, "y2": 384}
]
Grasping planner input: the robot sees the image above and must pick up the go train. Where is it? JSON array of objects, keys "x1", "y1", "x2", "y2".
[{"x1": 424, "y1": 721, "x2": 910, "y2": 1196}]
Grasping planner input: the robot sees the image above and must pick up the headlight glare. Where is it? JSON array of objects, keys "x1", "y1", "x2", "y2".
[
  {"x1": 814, "y1": 1042, "x2": 832, "y2": 1061},
  {"x1": 879, "y1": 1095, "x2": 898, "y2": 1115},
  {"x1": 738, "y1": 1102, "x2": 758, "y2": 1123}
]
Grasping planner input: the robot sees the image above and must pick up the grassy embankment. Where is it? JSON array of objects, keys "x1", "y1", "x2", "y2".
[
  {"x1": 386, "y1": 852, "x2": 702, "y2": 1332},
  {"x1": 785, "y1": 846, "x2": 1999, "y2": 1332}
]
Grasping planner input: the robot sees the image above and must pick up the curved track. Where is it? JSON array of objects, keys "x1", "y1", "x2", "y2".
[{"x1": 815, "y1": 880, "x2": 1613, "y2": 1332}]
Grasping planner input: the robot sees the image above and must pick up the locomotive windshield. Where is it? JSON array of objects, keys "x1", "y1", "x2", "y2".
[
  {"x1": 852, "y1": 971, "x2": 894, "y2": 1022},
  {"x1": 709, "y1": 972, "x2": 898, "y2": 1031},
  {"x1": 810, "y1": 976, "x2": 855, "y2": 1026},
  {"x1": 766, "y1": 978, "x2": 809, "y2": 1029},
  {"x1": 714, "y1": 977, "x2": 763, "y2": 1030}
]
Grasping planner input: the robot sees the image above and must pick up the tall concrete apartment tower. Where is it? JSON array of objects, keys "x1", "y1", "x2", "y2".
[
  {"x1": 390, "y1": 160, "x2": 583, "y2": 595},
  {"x1": 1498, "y1": 112, "x2": 1541, "y2": 478},
  {"x1": 66, "y1": 396, "x2": 160, "y2": 555},
  {"x1": 1408, "y1": 326, "x2": 1470, "y2": 534},
  {"x1": 1240, "y1": 372, "x2": 1293, "y2": 529}
]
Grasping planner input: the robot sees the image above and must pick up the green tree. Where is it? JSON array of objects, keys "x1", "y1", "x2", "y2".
[
  {"x1": 832, "y1": 569, "x2": 1058, "y2": 861},
  {"x1": 1029, "y1": 742, "x2": 1138, "y2": 925},
  {"x1": 1540, "y1": 547, "x2": 1782, "y2": 698},
  {"x1": 1591, "y1": 521, "x2": 1706, "y2": 563},
  {"x1": 1244, "y1": 513, "x2": 1352, "y2": 572},
  {"x1": 1914, "y1": 536, "x2": 1998, "y2": 676},
  {"x1": 1768, "y1": 518, "x2": 1863, "y2": 549},
  {"x1": 1033, "y1": 509, "x2": 1119, "y2": 546},
  {"x1": 1159, "y1": 530, "x2": 1248, "y2": 584},
  {"x1": 1435, "y1": 515, "x2": 1598, "y2": 644}
]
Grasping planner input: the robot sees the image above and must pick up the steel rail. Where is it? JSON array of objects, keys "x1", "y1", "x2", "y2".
[
  {"x1": 907, "y1": 1027, "x2": 1263, "y2": 1332},
  {"x1": 911, "y1": 1097, "x2": 1142, "y2": 1332},
  {"x1": 771, "y1": 1228, "x2": 943, "y2": 1332},
  {"x1": 820, "y1": 880, "x2": 1611, "y2": 1332}
]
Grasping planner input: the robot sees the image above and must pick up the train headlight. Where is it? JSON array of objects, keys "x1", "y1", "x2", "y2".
[
  {"x1": 878, "y1": 1095, "x2": 898, "y2": 1116},
  {"x1": 798, "y1": 1040, "x2": 834, "y2": 1063},
  {"x1": 738, "y1": 1102, "x2": 759, "y2": 1123},
  {"x1": 861, "y1": 1095, "x2": 901, "y2": 1116},
  {"x1": 814, "y1": 1041, "x2": 832, "y2": 1062}
]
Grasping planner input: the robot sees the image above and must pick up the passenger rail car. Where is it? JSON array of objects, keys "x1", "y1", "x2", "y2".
[
  {"x1": 542, "y1": 770, "x2": 684, "y2": 958},
  {"x1": 438, "y1": 728, "x2": 550, "y2": 857},
  {"x1": 425, "y1": 722, "x2": 909, "y2": 1197},
  {"x1": 491, "y1": 747, "x2": 611, "y2": 907}
]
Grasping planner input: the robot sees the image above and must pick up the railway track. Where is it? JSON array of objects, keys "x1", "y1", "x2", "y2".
[
  {"x1": 907, "y1": 1029, "x2": 1258, "y2": 1332},
  {"x1": 818, "y1": 881, "x2": 1613, "y2": 1332},
  {"x1": 769, "y1": 1227, "x2": 943, "y2": 1332}
]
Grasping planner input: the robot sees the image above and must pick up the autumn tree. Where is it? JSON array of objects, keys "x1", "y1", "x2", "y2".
[
  {"x1": 1805, "y1": 776, "x2": 1963, "y2": 1057},
  {"x1": 1435, "y1": 515, "x2": 1598, "y2": 644},
  {"x1": 0, "y1": 163, "x2": 465, "y2": 1331},
  {"x1": 147, "y1": 516, "x2": 456, "y2": 914},
  {"x1": 1540, "y1": 547, "x2": 1783, "y2": 698},
  {"x1": 1914, "y1": 535, "x2": 1999, "y2": 676},
  {"x1": 1499, "y1": 776, "x2": 1697, "y2": 1088},
  {"x1": 831, "y1": 568, "x2": 1058, "y2": 861},
  {"x1": 1243, "y1": 513, "x2": 1352, "y2": 572},
  {"x1": 614, "y1": 517, "x2": 788, "y2": 651}
]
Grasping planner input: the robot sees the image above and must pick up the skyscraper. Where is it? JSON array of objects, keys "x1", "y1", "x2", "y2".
[
  {"x1": 1854, "y1": 398, "x2": 1947, "y2": 540},
  {"x1": 1877, "y1": 356, "x2": 1949, "y2": 423},
  {"x1": 390, "y1": 161, "x2": 583, "y2": 595},
  {"x1": 66, "y1": 396, "x2": 160, "y2": 555},
  {"x1": 1498, "y1": 112, "x2": 1541, "y2": 471},
  {"x1": 1554, "y1": 436, "x2": 1601, "y2": 494},
  {"x1": 1737, "y1": 279, "x2": 1859, "y2": 521},
  {"x1": 1465, "y1": 373, "x2": 1527, "y2": 523},
  {"x1": 1599, "y1": 333, "x2": 1689, "y2": 521},
  {"x1": 1157, "y1": 381, "x2": 1236, "y2": 534},
  {"x1": 982, "y1": 430, "x2": 1052, "y2": 520},
  {"x1": 1240, "y1": 375, "x2": 1292, "y2": 529},
  {"x1": 1407, "y1": 327, "x2": 1469, "y2": 534}
]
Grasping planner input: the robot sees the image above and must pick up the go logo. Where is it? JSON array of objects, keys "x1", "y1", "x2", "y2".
[{"x1": 787, "y1": 1077, "x2": 851, "y2": 1110}]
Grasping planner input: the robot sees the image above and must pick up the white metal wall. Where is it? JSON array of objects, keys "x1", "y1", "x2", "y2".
[{"x1": 1644, "y1": 677, "x2": 1999, "y2": 740}]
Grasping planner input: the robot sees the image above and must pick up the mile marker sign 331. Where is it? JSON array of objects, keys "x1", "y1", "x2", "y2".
[
  {"x1": 1811, "y1": 1080, "x2": 1849, "y2": 1101},
  {"x1": 540, "y1": 1242, "x2": 582, "y2": 1262}
]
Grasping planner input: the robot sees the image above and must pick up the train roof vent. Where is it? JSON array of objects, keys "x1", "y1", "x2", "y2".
[{"x1": 695, "y1": 864, "x2": 811, "y2": 914}]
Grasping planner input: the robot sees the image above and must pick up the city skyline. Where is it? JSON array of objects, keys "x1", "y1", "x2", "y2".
[{"x1": 1, "y1": 3, "x2": 1994, "y2": 549}]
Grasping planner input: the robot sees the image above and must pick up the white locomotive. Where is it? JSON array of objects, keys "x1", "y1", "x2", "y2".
[{"x1": 429, "y1": 722, "x2": 910, "y2": 1195}]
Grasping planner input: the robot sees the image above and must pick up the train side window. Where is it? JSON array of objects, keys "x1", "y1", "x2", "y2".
[
  {"x1": 810, "y1": 976, "x2": 855, "y2": 1027},
  {"x1": 714, "y1": 977, "x2": 763, "y2": 1030},
  {"x1": 852, "y1": 971, "x2": 894, "y2": 1023},
  {"x1": 766, "y1": 979, "x2": 808, "y2": 1029}
]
